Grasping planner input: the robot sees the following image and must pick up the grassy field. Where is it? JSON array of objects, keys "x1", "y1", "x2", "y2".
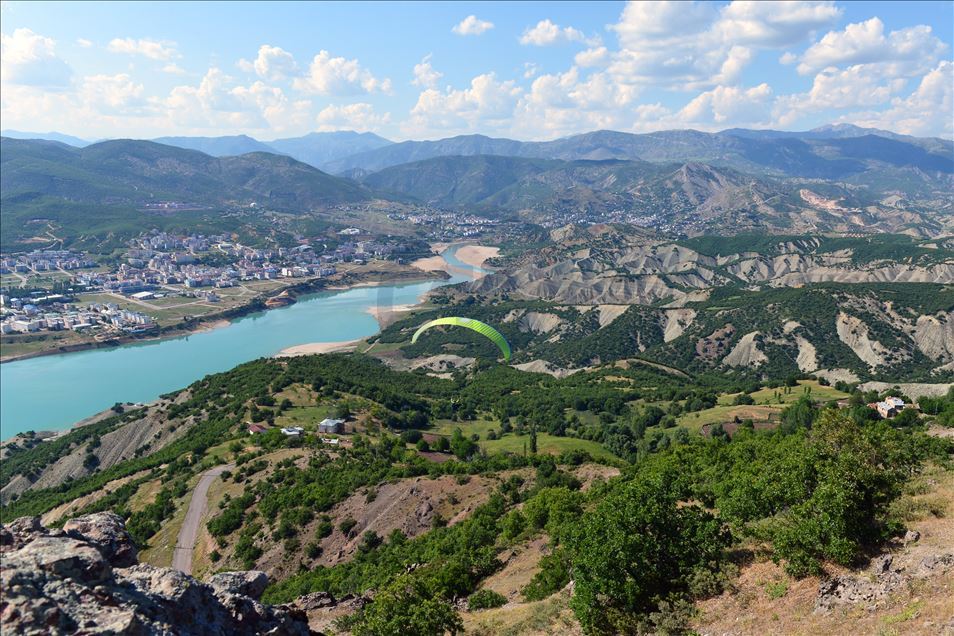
[
  {"x1": 677, "y1": 405, "x2": 783, "y2": 432},
  {"x1": 480, "y1": 433, "x2": 617, "y2": 461},
  {"x1": 717, "y1": 380, "x2": 849, "y2": 406}
]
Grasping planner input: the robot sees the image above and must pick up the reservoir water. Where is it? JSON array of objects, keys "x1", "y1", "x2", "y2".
[{"x1": 0, "y1": 245, "x2": 484, "y2": 439}]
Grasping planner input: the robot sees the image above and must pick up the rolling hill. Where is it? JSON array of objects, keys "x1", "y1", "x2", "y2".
[{"x1": 0, "y1": 137, "x2": 372, "y2": 210}]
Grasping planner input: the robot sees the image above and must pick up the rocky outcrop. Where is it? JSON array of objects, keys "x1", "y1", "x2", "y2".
[
  {"x1": 0, "y1": 513, "x2": 311, "y2": 635},
  {"x1": 518, "y1": 311, "x2": 564, "y2": 334},
  {"x1": 815, "y1": 552, "x2": 954, "y2": 614},
  {"x1": 723, "y1": 331, "x2": 768, "y2": 367},
  {"x1": 914, "y1": 313, "x2": 954, "y2": 363},
  {"x1": 836, "y1": 312, "x2": 892, "y2": 369}
]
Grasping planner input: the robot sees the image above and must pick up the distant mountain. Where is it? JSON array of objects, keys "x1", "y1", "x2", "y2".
[
  {"x1": 1, "y1": 130, "x2": 91, "y2": 147},
  {"x1": 151, "y1": 134, "x2": 277, "y2": 157},
  {"x1": 324, "y1": 134, "x2": 526, "y2": 174},
  {"x1": 1, "y1": 137, "x2": 372, "y2": 212},
  {"x1": 268, "y1": 131, "x2": 392, "y2": 170},
  {"x1": 326, "y1": 128, "x2": 953, "y2": 189},
  {"x1": 362, "y1": 155, "x2": 561, "y2": 206},
  {"x1": 359, "y1": 153, "x2": 948, "y2": 236}
]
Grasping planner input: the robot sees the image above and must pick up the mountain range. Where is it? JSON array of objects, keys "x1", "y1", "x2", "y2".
[{"x1": 2, "y1": 123, "x2": 952, "y2": 249}]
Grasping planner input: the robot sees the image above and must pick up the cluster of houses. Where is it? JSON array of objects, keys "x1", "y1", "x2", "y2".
[
  {"x1": 247, "y1": 418, "x2": 345, "y2": 443},
  {"x1": 869, "y1": 396, "x2": 907, "y2": 419},
  {"x1": 0, "y1": 297, "x2": 155, "y2": 335},
  {"x1": 0, "y1": 250, "x2": 96, "y2": 275}
]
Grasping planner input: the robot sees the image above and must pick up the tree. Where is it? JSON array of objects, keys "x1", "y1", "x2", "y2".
[
  {"x1": 568, "y1": 474, "x2": 729, "y2": 634},
  {"x1": 529, "y1": 425, "x2": 538, "y2": 454},
  {"x1": 450, "y1": 428, "x2": 478, "y2": 460},
  {"x1": 349, "y1": 575, "x2": 462, "y2": 636}
]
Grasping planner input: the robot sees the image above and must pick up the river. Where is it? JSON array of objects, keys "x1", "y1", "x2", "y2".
[{"x1": 0, "y1": 245, "x2": 485, "y2": 439}]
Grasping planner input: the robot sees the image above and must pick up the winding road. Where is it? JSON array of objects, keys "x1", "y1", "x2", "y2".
[{"x1": 172, "y1": 464, "x2": 233, "y2": 574}]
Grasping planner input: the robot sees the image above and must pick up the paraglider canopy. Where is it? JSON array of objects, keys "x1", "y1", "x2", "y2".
[{"x1": 411, "y1": 317, "x2": 512, "y2": 362}]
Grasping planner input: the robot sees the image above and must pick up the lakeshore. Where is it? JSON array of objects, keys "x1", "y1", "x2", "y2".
[
  {"x1": 0, "y1": 266, "x2": 443, "y2": 365},
  {"x1": 0, "y1": 244, "x2": 493, "y2": 439}
]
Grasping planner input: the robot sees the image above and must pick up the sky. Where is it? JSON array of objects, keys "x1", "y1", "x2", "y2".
[{"x1": 1, "y1": 1, "x2": 952, "y2": 141}]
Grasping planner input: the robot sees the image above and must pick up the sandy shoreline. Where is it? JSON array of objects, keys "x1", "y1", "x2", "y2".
[
  {"x1": 411, "y1": 243, "x2": 499, "y2": 280},
  {"x1": 454, "y1": 245, "x2": 500, "y2": 271},
  {"x1": 283, "y1": 243, "x2": 499, "y2": 357},
  {"x1": 275, "y1": 339, "x2": 362, "y2": 357}
]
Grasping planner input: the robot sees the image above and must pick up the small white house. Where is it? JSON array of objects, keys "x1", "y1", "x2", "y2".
[
  {"x1": 318, "y1": 418, "x2": 345, "y2": 434},
  {"x1": 280, "y1": 426, "x2": 304, "y2": 437}
]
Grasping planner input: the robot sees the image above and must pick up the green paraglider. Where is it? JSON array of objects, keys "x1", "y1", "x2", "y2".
[{"x1": 411, "y1": 317, "x2": 512, "y2": 362}]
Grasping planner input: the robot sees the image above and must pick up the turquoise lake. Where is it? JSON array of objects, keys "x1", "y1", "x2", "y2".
[{"x1": 0, "y1": 245, "x2": 484, "y2": 439}]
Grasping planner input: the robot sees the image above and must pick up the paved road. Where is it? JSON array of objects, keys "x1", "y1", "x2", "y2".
[{"x1": 172, "y1": 464, "x2": 233, "y2": 574}]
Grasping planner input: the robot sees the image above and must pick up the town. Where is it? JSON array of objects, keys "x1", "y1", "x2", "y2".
[{"x1": 0, "y1": 228, "x2": 439, "y2": 357}]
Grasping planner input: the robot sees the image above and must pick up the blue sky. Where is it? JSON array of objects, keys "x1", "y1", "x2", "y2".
[{"x1": 1, "y1": 1, "x2": 951, "y2": 140}]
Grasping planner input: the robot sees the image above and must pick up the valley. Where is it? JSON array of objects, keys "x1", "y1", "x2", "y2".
[{"x1": 2, "y1": 124, "x2": 953, "y2": 636}]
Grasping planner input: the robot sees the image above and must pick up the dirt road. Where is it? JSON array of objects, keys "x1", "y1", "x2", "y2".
[{"x1": 172, "y1": 464, "x2": 233, "y2": 574}]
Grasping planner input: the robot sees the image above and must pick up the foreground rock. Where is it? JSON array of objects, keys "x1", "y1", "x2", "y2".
[{"x1": 0, "y1": 512, "x2": 312, "y2": 635}]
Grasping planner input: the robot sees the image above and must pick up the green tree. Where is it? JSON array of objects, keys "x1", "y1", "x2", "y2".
[
  {"x1": 568, "y1": 474, "x2": 729, "y2": 634},
  {"x1": 349, "y1": 575, "x2": 462, "y2": 636}
]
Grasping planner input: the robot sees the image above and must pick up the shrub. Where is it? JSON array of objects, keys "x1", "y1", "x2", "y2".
[{"x1": 467, "y1": 589, "x2": 507, "y2": 611}]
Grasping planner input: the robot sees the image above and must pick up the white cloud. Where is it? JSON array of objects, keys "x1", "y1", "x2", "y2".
[
  {"x1": 80, "y1": 73, "x2": 149, "y2": 114},
  {"x1": 714, "y1": 1, "x2": 842, "y2": 47},
  {"x1": 452, "y1": 15, "x2": 494, "y2": 36},
  {"x1": 513, "y1": 68, "x2": 643, "y2": 138},
  {"x1": 1, "y1": 28, "x2": 72, "y2": 88},
  {"x1": 775, "y1": 64, "x2": 907, "y2": 123},
  {"x1": 241, "y1": 44, "x2": 298, "y2": 81},
  {"x1": 167, "y1": 68, "x2": 289, "y2": 129},
  {"x1": 316, "y1": 102, "x2": 390, "y2": 132},
  {"x1": 519, "y1": 19, "x2": 586, "y2": 46},
  {"x1": 293, "y1": 50, "x2": 391, "y2": 95},
  {"x1": 677, "y1": 83, "x2": 774, "y2": 126},
  {"x1": 76, "y1": 38, "x2": 93, "y2": 48},
  {"x1": 833, "y1": 61, "x2": 953, "y2": 138},
  {"x1": 523, "y1": 62, "x2": 540, "y2": 79},
  {"x1": 412, "y1": 54, "x2": 442, "y2": 89},
  {"x1": 405, "y1": 73, "x2": 521, "y2": 137},
  {"x1": 797, "y1": 18, "x2": 947, "y2": 75},
  {"x1": 779, "y1": 51, "x2": 797, "y2": 64},
  {"x1": 161, "y1": 63, "x2": 187, "y2": 75},
  {"x1": 606, "y1": 0, "x2": 840, "y2": 90},
  {"x1": 107, "y1": 37, "x2": 179, "y2": 61},
  {"x1": 575, "y1": 47, "x2": 609, "y2": 68}
]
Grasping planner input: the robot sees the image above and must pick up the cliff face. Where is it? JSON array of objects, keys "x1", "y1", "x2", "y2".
[{"x1": 0, "y1": 512, "x2": 312, "y2": 635}]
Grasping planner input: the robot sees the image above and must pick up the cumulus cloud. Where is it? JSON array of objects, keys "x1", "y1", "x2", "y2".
[
  {"x1": 161, "y1": 63, "x2": 187, "y2": 75},
  {"x1": 678, "y1": 83, "x2": 774, "y2": 126},
  {"x1": 107, "y1": 37, "x2": 179, "y2": 61},
  {"x1": 76, "y1": 38, "x2": 93, "y2": 48},
  {"x1": 316, "y1": 102, "x2": 390, "y2": 132},
  {"x1": 167, "y1": 67, "x2": 289, "y2": 129},
  {"x1": 714, "y1": 1, "x2": 842, "y2": 47},
  {"x1": 833, "y1": 61, "x2": 953, "y2": 138},
  {"x1": 1, "y1": 28, "x2": 72, "y2": 88},
  {"x1": 80, "y1": 73, "x2": 149, "y2": 114},
  {"x1": 575, "y1": 47, "x2": 609, "y2": 68},
  {"x1": 797, "y1": 18, "x2": 947, "y2": 75},
  {"x1": 412, "y1": 54, "x2": 442, "y2": 89},
  {"x1": 774, "y1": 64, "x2": 907, "y2": 124},
  {"x1": 607, "y1": 0, "x2": 841, "y2": 90},
  {"x1": 293, "y1": 50, "x2": 391, "y2": 95},
  {"x1": 452, "y1": 15, "x2": 494, "y2": 36},
  {"x1": 519, "y1": 19, "x2": 587, "y2": 46},
  {"x1": 239, "y1": 44, "x2": 298, "y2": 81},
  {"x1": 405, "y1": 73, "x2": 521, "y2": 136}
]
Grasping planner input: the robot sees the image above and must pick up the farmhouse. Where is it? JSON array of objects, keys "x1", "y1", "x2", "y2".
[{"x1": 318, "y1": 418, "x2": 345, "y2": 434}]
